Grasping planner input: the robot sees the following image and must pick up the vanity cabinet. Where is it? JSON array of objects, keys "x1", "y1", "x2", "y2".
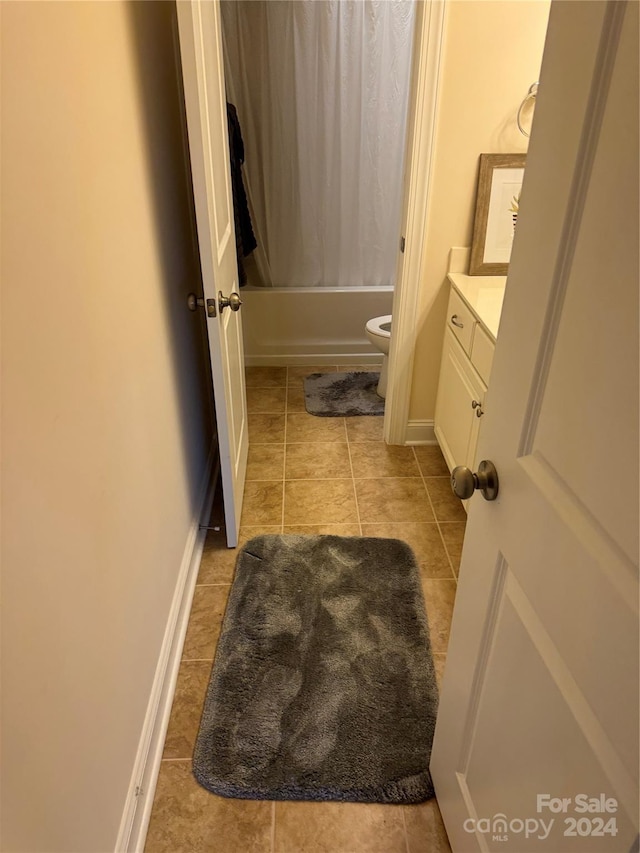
[
  {"x1": 434, "y1": 277, "x2": 502, "y2": 475},
  {"x1": 435, "y1": 328, "x2": 486, "y2": 474}
]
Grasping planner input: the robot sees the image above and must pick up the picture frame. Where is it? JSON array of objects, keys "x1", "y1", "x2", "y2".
[{"x1": 469, "y1": 153, "x2": 526, "y2": 276}]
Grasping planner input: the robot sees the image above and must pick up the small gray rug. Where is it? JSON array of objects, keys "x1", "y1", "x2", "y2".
[
  {"x1": 303, "y1": 371, "x2": 384, "y2": 417},
  {"x1": 193, "y1": 534, "x2": 438, "y2": 804}
]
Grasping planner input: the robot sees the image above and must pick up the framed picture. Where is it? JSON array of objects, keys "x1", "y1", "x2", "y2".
[{"x1": 469, "y1": 153, "x2": 526, "y2": 276}]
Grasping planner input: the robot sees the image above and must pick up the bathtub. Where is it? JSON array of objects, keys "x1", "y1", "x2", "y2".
[{"x1": 240, "y1": 286, "x2": 394, "y2": 366}]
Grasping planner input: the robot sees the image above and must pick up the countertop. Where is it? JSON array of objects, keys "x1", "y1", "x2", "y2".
[{"x1": 447, "y1": 273, "x2": 507, "y2": 341}]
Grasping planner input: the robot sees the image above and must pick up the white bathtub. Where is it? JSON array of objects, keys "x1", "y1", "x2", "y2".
[{"x1": 240, "y1": 286, "x2": 394, "y2": 366}]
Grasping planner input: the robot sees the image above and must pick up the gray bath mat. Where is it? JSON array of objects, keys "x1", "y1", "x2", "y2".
[
  {"x1": 193, "y1": 534, "x2": 438, "y2": 804},
  {"x1": 303, "y1": 371, "x2": 384, "y2": 417}
]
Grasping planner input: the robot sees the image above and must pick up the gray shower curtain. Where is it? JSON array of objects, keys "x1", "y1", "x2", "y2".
[{"x1": 221, "y1": 0, "x2": 416, "y2": 288}]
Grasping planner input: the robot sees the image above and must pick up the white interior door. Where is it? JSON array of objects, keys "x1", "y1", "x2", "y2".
[
  {"x1": 431, "y1": 2, "x2": 638, "y2": 851},
  {"x1": 177, "y1": 0, "x2": 248, "y2": 547}
]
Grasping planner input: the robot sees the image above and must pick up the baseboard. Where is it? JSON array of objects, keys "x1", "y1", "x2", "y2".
[
  {"x1": 244, "y1": 353, "x2": 383, "y2": 367},
  {"x1": 114, "y1": 443, "x2": 219, "y2": 853},
  {"x1": 404, "y1": 419, "x2": 438, "y2": 445}
]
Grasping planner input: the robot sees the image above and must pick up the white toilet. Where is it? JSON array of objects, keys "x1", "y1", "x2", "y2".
[{"x1": 365, "y1": 314, "x2": 392, "y2": 398}]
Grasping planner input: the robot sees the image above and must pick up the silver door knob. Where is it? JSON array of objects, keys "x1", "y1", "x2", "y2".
[
  {"x1": 187, "y1": 293, "x2": 204, "y2": 311},
  {"x1": 218, "y1": 291, "x2": 242, "y2": 313},
  {"x1": 451, "y1": 460, "x2": 499, "y2": 501}
]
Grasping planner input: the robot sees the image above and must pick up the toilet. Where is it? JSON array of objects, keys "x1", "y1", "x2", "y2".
[{"x1": 365, "y1": 314, "x2": 392, "y2": 398}]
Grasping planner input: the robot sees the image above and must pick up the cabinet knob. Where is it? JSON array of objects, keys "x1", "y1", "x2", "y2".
[
  {"x1": 471, "y1": 399, "x2": 484, "y2": 417},
  {"x1": 451, "y1": 460, "x2": 499, "y2": 501}
]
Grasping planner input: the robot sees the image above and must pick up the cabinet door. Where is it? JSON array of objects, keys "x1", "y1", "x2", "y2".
[{"x1": 434, "y1": 328, "x2": 485, "y2": 472}]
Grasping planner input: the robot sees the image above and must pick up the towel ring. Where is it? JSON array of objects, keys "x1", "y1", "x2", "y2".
[{"x1": 517, "y1": 82, "x2": 539, "y2": 138}]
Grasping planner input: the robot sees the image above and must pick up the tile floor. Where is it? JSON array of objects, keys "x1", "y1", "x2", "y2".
[{"x1": 144, "y1": 365, "x2": 467, "y2": 853}]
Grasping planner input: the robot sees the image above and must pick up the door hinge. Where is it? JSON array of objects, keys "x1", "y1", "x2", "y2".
[
  {"x1": 400, "y1": 236, "x2": 406, "y2": 253},
  {"x1": 135, "y1": 785, "x2": 144, "y2": 798}
]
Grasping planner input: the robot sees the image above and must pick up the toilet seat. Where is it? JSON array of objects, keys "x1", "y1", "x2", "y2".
[{"x1": 365, "y1": 314, "x2": 392, "y2": 339}]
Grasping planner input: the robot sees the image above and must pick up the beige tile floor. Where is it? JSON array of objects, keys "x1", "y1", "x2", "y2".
[{"x1": 144, "y1": 365, "x2": 466, "y2": 853}]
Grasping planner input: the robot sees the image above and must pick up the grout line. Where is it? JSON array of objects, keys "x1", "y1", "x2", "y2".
[
  {"x1": 413, "y1": 447, "x2": 458, "y2": 589},
  {"x1": 344, "y1": 419, "x2": 363, "y2": 535},
  {"x1": 248, "y1": 476, "x2": 350, "y2": 483},
  {"x1": 401, "y1": 806, "x2": 411, "y2": 853},
  {"x1": 194, "y1": 582, "x2": 232, "y2": 587},
  {"x1": 280, "y1": 523, "x2": 363, "y2": 530},
  {"x1": 412, "y1": 448, "x2": 457, "y2": 583},
  {"x1": 181, "y1": 657, "x2": 215, "y2": 663},
  {"x1": 270, "y1": 801, "x2": 276, "y2": 853},
  {"x1": 437, "y1": 519, "x2": 463, "y2": 580},
  {"x1": 422, "y1": 577, "x2": 458, "y2": 584},
  {"x1": 281, "y1": 370, "x2": 290, "y2": 533},
  {"x1": 441, "y1": 530, "x2": 460, "y2": 583},
  {"x1": 270, "y1": 439, "x2": 349, "y2": 444},
  {"x1": 246, "y1": 476, "x2": 356, "y2": 483},
  {"x1": 352, "y1": 474, "x2": 424, "y2": 479},
  {"x1": 161, "y1": 757, "x2": 191, "y2": 763}
]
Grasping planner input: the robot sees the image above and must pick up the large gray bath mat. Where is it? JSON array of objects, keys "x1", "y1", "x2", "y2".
[
  {"x1": 303, "y1": 371, "x2": 384, "y2": 416},
  {"x1": 193, "y1": 534, "x2": 438, "y2": 804}
]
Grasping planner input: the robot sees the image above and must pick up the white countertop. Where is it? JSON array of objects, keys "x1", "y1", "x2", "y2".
[{"x1": 447, "y1": 273, "x2": 507, "y2": 341}]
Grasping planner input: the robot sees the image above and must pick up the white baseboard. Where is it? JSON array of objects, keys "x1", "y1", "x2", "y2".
[
  {"x1": 115, "y1": 444, "x2": 219, "y2": 853},
  {"x1": 404, "y1": 419, "x2": 438, "y2": 445},
  {"x1": 244, "y1": 353, "x2": 383, "y2": 367}
]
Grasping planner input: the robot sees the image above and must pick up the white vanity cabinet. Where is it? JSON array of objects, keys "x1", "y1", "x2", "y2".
[{"x1": 434, "y1": 274, "x2": 506, "y2": 475}]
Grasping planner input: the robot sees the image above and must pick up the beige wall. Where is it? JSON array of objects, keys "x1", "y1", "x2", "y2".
[
  {"x1": 1, "y1": 3, "x2": 214, "y2": 850},
  {"x1": 409, "y1": 0, "x2": 550, "y2": 421}
]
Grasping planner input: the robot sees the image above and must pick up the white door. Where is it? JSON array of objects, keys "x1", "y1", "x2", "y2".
[
  {"x1": 431, "y1": 3, "x2": 638, "y2": 852},
  {"x1": 177, "y1": 0, "x2": 248, "y2": 547}
]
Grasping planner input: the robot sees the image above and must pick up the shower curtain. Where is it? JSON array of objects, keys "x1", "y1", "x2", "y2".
[{"x1": 220, "y1": 0, "x2": 416, "y2": 288}]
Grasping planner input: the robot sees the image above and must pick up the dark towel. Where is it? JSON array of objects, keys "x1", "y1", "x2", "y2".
[{"x1": 227, "y1": 103, "x2": 257, "y2": 286}]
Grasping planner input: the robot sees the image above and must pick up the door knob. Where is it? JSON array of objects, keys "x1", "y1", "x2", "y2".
[
  {"x1": 187, "y1": 293, "x2": 216, "y2": 317},
  {"x1": 187, "y1": 293, "x2": 204, "y2": 311},
  {"x1": 218, "y1": 291, "x2": 242, "y2": 313},
  {"x1": 451, "y1": 460, "x2": 499, "y2": 501}
]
